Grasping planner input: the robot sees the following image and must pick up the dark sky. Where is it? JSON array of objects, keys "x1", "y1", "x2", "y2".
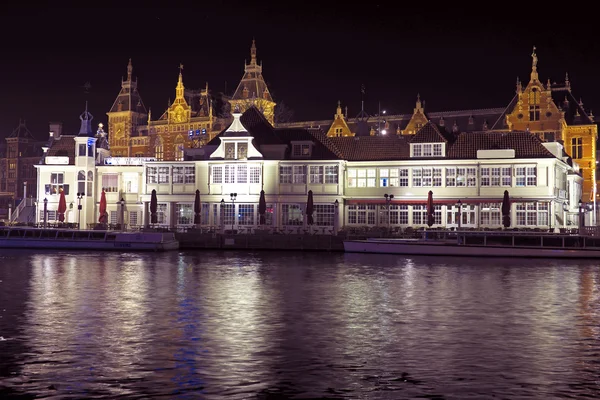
[{"x1": 1, "y1": 4, "x2": 598, "y2": 139}]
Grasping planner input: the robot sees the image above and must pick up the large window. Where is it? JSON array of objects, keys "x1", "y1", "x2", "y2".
[
  {"x1": 102, "y1": 174, "x2": 118, "y2": 192},
  {"x1": 173, "y1": 166, "x2": 195, "y2": 184},
  {"x1": 516, "y1": 202, "x2": 548, "y2": 226},
  {"x1": 347, "y1": 204, "x2": 376, "y2": 225},
  {"x1": 212, "y1": 166, "x2": 223, "y2": 183},
  {"x1": 123, "y1": 172, "x2": 138, "y2": 193},
  {"x1": 412, "y1": 143, "x2": 443, "y2": 157},
  {"x1": 309, "y1": 166, "x2": 323, "y2": 184},
  {"x1": 314, "y1": 204, "x2": 335, "y2": 226},
  {"x1": 282, "y1": 204, "x2": 303, "y2": 226},
  {"x1": 348, "y1": 168, "x2": 376, "y2": 187},
  {"x1": 446, "y1": 167, "x2": 477, "y2": 187},
  {"x1": 480, "y1": 203, "x2": 501, "y2": 225},
  {"x1": 158, "y1": 167, "x2": 170, "y2": 184},
  {"x1": 238, "y1": 204, "x2": 255, "y2": 225},
  {"x1": 571, "y1": 137, "x2": 583, "y2": 159},
  {"x1": 78, "y1": 170, "x2": 86, "y2": 195},
  {"x1": 528, "y1": 87, "x2": 540, "y2": 121},
  {"x1": 147, "y1": 167, "x2": 157, "y2": 184},
  {"x1": 45, "y1": 172, "x2": 67, "y2": 195},
  {"x1": 515, "y1": 166, "x2": 537, "y2": 187},
  {"x1": 176, "y1": 203, "x2": 194, "y2": 225}
]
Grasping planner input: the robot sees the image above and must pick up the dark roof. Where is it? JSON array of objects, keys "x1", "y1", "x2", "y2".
[
  {"x1": 447, "y1": 131, "x2": 556, "y2": 159},
  {"x1": 8, "y1": 120, "x2": 36, "y2": 140},
  {"x1": 109, "y1": 63, "x2": 147, "y2": 114},
  {"x1": 551, "y1": 83, "x2": 595, "y2": 126},
  {"x1": 277, "y1": 128, "x2": 342, "y2": 160},
  {"x1": 410, "y1": 122, "x2": 453, "y2": 143},
  {"x1": 208, "y1": 106, "x2": 283, "y2": 146},
  {"x1": 46, "y1": 136, "x2": 76, "y2": 164},
  {"x1": 231, "y1": 42, "x2": 273, "y2": 102},
  {"x1": 329, "y1": 135, "x2": 411, "y2": 161}
]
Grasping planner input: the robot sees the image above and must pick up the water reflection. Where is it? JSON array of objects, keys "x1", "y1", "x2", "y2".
[{"x1": 0, "y1": 250, "x2": 599, "y2": 398}]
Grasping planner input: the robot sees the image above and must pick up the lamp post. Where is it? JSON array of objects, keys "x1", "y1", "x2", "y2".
[
  {"x1": 23, "y1": 181, "x2": 27, "y2": 205},
  {"x1": 562, "y1": 201, "x2": 569, "y2": 232},
  {"x1": 230, "y1": 193, "x2": 237, "y2": 233},
  {"x1": 384, "y1": 193, "x2": 394, "y2": 229},
  {"x1": 457, "y1": 199, "x2": 462, "y2": 230},
  {"x1": 43, "y1": 198, "x2": 48, "y2": 228},
  {"x1": 377, "y1": 103, "x2": 387, "y2": 135},
  {"x1": 8, "y1": 199, "x2": 12, "y2": 222},
  {"x1": 76, "y1": 192, "x2": 84, "y2": 230},
  {"x1": 220, "y1": 198, "x2": 225, "y2": 232},
  {"x1": 579, "y1": 199, "x2": 584, "y2": 234},
  {"x1": 333, "y1": 199, "x2": 339, "y2": 234},
  {"x1": 120, "y1": 198, "x2": 125, "y2": 231}
]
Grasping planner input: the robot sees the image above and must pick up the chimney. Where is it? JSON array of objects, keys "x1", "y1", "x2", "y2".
[{"x1": 49, "y1": 121, "x2": 63, "y2": 139}]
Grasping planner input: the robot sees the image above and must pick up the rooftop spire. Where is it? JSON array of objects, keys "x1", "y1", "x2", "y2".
[
  {"x1": 250, "y1": 38, "x2": 257, "y2": 65},
  {"x1": 176, "y1": 64, "x2": 185, "y2": 99},
  {"x1": 127, "y1": 58, "x2": 133, "y2": 81},
  {"x1": 530, "y1": 45, "x2": 538, "y2": 81},
  {"x1": 516, "y1": 76, "x2": 522, "y2": 93}
]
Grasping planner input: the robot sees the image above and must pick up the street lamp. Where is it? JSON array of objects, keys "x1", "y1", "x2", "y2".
[
  {"x1": 220, "y1": 198, "x2": 225, "y2": 232},
  {"x1": 120, "y1": 198, "x2": 125, "y2": 231},
  {"x1": 457, "y1": 199, "x2": 463, "y2": 230},
  {"x1": 384, "y1": 193, "x2": 394, "y2": 229},
  {"x1": 230, "y1": 193, "x2": 237, "y2": 232},
  {"x1": 333, "y1": 199, "x2": 339, "y2": 234},
  {"x1": 76, "y1": 192, "x2": 84, "y2": 229},
  {"x1": 377, "y1": 103, "x2": 387, "y2": 135},
  {"x1": 562, "y1": 201, "x2": 569, "y2": 231},
  {"x1": 43, "y1": 198, "x2": 48, "y2": 228}
]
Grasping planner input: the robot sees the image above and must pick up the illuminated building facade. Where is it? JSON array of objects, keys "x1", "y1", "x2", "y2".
[
  {"x1": 280, "y1": 48, "x2": 598, "y2": 220},
  {"x1": 35, "y1": 107, "x2": 584, "y2": 232}
]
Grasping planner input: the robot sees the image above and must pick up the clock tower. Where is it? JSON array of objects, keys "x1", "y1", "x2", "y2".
[{"x1": 106, "y1": 59, "x2": 147, "y2": 157}]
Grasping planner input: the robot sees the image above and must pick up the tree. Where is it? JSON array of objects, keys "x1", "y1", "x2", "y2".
[{"x1": 274, "y1": 101, "x2": 294, "y2": 124}]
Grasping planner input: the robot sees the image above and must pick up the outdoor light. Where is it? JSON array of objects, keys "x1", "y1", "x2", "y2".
[
  {"x1": 563, "y1": 201, "x2": 569, "y2": 211},
  {"x1": 457, "y1": 199, "x2": 463, "y2": 229},
  {"x1": 229, "y1": 193, "x2": 238, "y2": 232},
  {"x1": 120, "y1": 198, "x2": 125, "y2": 231},
  {"x1": 76, "y1": 193, "x2": 84, "y2": 229},
  {"x1": 120, "y1": 198, "x2": 125, "y2": 206},
  {"x1": 334, "y1": 199, "x2": 339, "y2": 207},
  {"x1": 384, "y1": 194, "x2": 394, "y2": 228},
  {"x1": 381, "y1": 129, "x2": 387, "y2": 135}
]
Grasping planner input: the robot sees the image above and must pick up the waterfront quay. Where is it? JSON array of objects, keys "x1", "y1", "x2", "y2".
[{"x1": 176, "y1": 229, "x2": 346, "y2": 251}]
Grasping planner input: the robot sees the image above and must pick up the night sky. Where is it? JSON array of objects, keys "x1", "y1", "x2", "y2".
[{"x1": 1, "y1": 4, "x2": 598, "y2": 139}]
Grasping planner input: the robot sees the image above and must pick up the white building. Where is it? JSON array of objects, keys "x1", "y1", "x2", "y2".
[{"x1": 35, "y1": 106, "x2": 585, "y2": 233}]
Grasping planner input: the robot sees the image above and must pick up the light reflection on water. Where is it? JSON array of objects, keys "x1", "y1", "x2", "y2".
[{"x1": 0, "y1": 250, "x2": 599, "y2": 399}]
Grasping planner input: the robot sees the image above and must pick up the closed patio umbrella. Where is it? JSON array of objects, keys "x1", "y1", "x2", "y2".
[
  {"x1": 98, "y1": 190, "x2": 107, "y2": 224},
  {"x1": 502, "y1": 190, "x2": 511, "y2": 228},
  {"x1": 426, "y1": 190, "x2": 435, "y2": 227},
  {"x1": 193, "y1": 189, "x2": 201, "y2": 225},
  {"x1": 306, "y1": 190, "x2": 314, "y2": 225},
  {"x1": 150, "y1": 189, "x2": 158, "y2": 224},
  {"x1": 258, "y1": 189, "x2": 266, "y2": 225}
]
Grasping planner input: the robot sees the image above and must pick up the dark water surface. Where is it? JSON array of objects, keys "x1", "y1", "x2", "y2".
[{"x1": 0, "y1": 250, "x2": 599, "y2": 399}]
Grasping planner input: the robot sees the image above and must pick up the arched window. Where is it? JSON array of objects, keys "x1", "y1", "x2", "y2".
[
  {"x1": 77, "y1": 170, "x2": 86, "y2": 195},
  {"x1": 155, "y1": 137, "x2": 164, "y2": 161},
  {"x1": 174, "y1": 135, "x2": 185, "y2": 161}
]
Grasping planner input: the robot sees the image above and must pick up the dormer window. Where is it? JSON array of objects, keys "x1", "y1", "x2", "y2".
[
  {"x1": 292, "y1": 142, "x2": 312, "y2": 158},
  {"x1": 411, "y1": 143, "x2": 444, "y2": 157},
  {"x1": 224, "y1": 141, "x2": 249, "y2": 160}
]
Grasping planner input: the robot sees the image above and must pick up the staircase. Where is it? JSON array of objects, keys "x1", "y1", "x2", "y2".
[{"x1": 9, "y1": 198, "x2": 36, "y2": 225}]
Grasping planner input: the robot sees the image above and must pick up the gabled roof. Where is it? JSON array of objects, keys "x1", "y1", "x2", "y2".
[
  {"x1": 208, "y1": 106, "x2": 283, "y2": 146},
  {"x1": 551, "y1": 83, "x2": 595, "y2": 126},
  {"x1": 277, "y1": 128, "x2": 342, "y2": 160},
  {"x1": 231, "y1": 40, "x2": 273, "y2": 102},
  {"x1": 8, "y1": 120, "x2": 35, "y2": 140},
  {"x1": 108, "y1": 59, "x2": 147, "y2": 114},
  {"x1": 447, "y1": 131, "x2": 556, "y2": 159},
  {"x1": 410, "y1": 121, "x2": 453, "y2": 143}
]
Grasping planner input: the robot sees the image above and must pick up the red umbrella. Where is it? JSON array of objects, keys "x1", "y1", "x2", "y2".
[
  {"x1": 426, "y1": 190, "x2": 435, "y2": 227},
  {"x1": 98, "y1": 190, "x2": 107, "y2": 223},
  {"x1": 501, "y1": 190, "x2": 511, "y2": 228},
  {"x1": 258, "y1": 189, "x2": 266, "y2": 225},
  {"x1": 306, "y1": 190, "x2": 314, "y2": 225},
  {"x1": 57, "y1": 189, "x2": 67, "y2": 222}
]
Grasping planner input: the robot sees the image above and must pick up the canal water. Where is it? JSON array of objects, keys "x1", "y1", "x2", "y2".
[{"x1": 0, "y1": 250, "x2": 599, "y2": 399}]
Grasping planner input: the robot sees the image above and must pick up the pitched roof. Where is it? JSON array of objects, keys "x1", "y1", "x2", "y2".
[
  {"x1": 8, "y1": 120, "x2": 35, "y2": 140},
  {"x1": 447, "y1": 131, "x2": 556, "y2": 159},
  {"x1": 208, "y1": 106, "x2": 283, "y2": 146},
  {"x1": 410, "y1": 121, "x2": 453, "y2": 143},
  {"x1": 277, "y1": 128, "x2": 342, "y2": 160},
  {"x1": 329, "y1": 135, "x2": 411, "y2": 161},
  {"x1": 231, "y1": 41, "x2": 273, "y2": 102},
  {"x1": 551, "y1": 83, "x2": 595, "y2": 126},
  {"x1": 108, "y1": 60, "x2": 147, "y2": 114},
  {"x1": 46, "y1": 136, "x2": 76, "y2": 164}
]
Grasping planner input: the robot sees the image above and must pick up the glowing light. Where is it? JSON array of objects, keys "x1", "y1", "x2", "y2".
[{"x1": 381, "y1": 129, "x2": 387, "y2": 135}]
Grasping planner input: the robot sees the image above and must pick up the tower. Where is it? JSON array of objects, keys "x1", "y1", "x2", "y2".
[
  {"x1": 229, "y1": 40, "x2": 276, "y2": 125},
  {"x1": 106, "y1": 59, "x2": 147, "y2": 157}
]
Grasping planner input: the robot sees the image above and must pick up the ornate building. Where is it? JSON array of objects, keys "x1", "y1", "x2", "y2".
[
  {"x1": 106, "y1": 40, "x2": 275, "y2": 162},
  {"x1": 279, "y1": 47, "x2": 598, "y2": 208},
  {"x1": 0, "y1": 121, "x2": 44, "y2": 221},
  {"x1": 228, "y1": 39, "x2": 276, "y2": 125}
]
